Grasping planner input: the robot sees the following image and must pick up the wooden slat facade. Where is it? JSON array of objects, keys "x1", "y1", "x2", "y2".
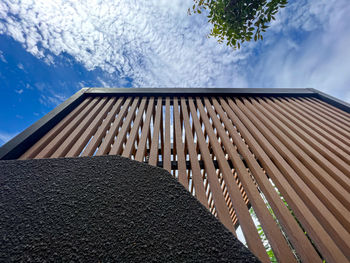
[{"x1": 4, "y1": 89, "x2": 350, "y2": 263}]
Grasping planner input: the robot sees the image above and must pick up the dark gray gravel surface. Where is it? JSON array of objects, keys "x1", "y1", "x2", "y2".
[{"x1": 0, "y1": 155, "x2": 260, "y2": 263}]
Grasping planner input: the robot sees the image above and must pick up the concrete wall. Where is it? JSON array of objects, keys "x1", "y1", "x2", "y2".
[{"x1": 0, "y1": 155, "x2": 260, "y2": 262}]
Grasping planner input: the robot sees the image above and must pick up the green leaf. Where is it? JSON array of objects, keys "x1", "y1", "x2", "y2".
[{"x1": 189, "y1": 0, "x2": 287, "y2": 50}]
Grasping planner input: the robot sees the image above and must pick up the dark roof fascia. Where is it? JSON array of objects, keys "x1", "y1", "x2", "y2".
[
  {"x1": 307, "y1": 88, "x2": 350, "y2": 113},
  {"x1": 85, "y1": 87, "x2": 315, "y2": 97},
  {"x1": 0, "y1": 88, "x2": 88, "y2": 160}
]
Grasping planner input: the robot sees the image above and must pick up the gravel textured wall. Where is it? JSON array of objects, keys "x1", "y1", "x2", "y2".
[{"x1": 1, "y1": 155, "x2": 260, "y2": 262}]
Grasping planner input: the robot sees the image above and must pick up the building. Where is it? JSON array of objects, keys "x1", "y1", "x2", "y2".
[{"x1": 1, "y1": 88, "x2": 350, "y2": 262}]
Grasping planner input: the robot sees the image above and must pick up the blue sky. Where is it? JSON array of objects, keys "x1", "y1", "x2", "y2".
[{"x1": 0, "y1": 0, "x2": 349, "y2": 146}]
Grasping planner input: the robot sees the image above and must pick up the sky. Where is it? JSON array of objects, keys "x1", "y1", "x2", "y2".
[{"x1": 0, "y1": 0, "x2": 349, "y2": 146}]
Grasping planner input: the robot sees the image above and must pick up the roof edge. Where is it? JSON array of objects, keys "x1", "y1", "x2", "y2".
[{"x1": 84, "y1": 87, "x2": 314, "y2": 95}]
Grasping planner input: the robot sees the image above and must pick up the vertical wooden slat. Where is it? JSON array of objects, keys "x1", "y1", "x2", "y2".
[
  {"x1": 243, "y1": 98, "x2": 350, "y2": 241},
  {"x1": 215, "y1": 97, "x2": 321, "y2": 263},
  {"x1": 205, "y1": 97, "x2": 297, "y2": 263},
  {"x1": 96, "y1": 97, "x2": 132, "y2": 155},
  {"x1": 122, "y1": 97, "x2": 147, "y2": 158},
  {"x1": 148, "y1": 104, "x2": 154, "y2": 159},
  {"x1": 277, "y1": 97, "x2": 350, "y2": 157},
  {"x1": 286, "y1": 98, "x2": 350, "y2": 146},
  {"x1": 243, "y1": 97, "x2": 350, "y2": 224},
  {"x1": 225, "y1": 97, "x2": 348, "y2": 262},
  {"x1": 35, "y1": 97, "x2": 100, "y2": 159},
  {"x1": 173, "y1": 97, "x2": 188, "y2": 189},
  {"x1": 311, "y1": 97, "x2": 350, "y2": 120},
  {"x1": 81, "y1": 97, "x2": 124, "y2": 157},
  {"x1": 248, "y1": 97, "x2": 350, "y2": 206},
  {"x1": 109, "y1": 98, "x2": 140, "y2": 155},
  {"x1": 149, "y1": 97, "x2": 162, "y2": 166},
  {"x1": 135, "y1": 97, "x2": 154, "y2": 162},
  {"x1": 180, "y1": 97, "x2": 209, "y2": 208},
  {"x1": 163, "y1": 97, "x2": 171, "y2": 172},
  {"x1": 196, "y1": 97, "x2": 269, "y2": 263},
  {"x1": 301, "y1": 97, "x2": 350, "y2": 131},
  {"x1": 230, "y1": 97, "x2": 350, "y2": 262},
  {"x1": 188, "y1": 97, "x2": 236, "y2": 235},
  {"x1": 51, "y1": 97, "x2": 109, "y2": 158},
  {"x1": 20, "y1": 98, "x2": 92, "y2": 159},
  {"x1": 268, "y1": 97, "x2": 350, "y2": 165},
  {"x1": 260, "y1": 97, "x2": 350, "y2": 180},
  {"x1": 172, "y1": 105, "x2": 177, "y2": 178},
  {"x1": 160, "y1": 100, "x2": 165, "y2": 167},
  {"x1": 66, "y1": 97, "x2": 116, "y2": 157}
]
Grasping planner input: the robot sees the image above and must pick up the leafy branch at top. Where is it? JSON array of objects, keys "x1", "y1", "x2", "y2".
[{"x1": 188, "y1": 0, "x2": 288, "y2": 49}]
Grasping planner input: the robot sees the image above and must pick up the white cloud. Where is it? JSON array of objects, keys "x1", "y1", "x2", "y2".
[
  {"x1": 0, "y1": 50, "x2": 7, "y2": 63},
  {"x1": 39, "y1": 93, "x2": 67, "y2": 107},
  {"x1": 0, "y1": 0, "x2": 349, "y2": 101},
  {"x1": 0, "y1": 0, "x2": 247, "y2": 88},
  {"x1": 15, "y1": 89, "x2": 23, "y2": 94},
  {"x1": 245, "y1": 0, "x2": 350, "y2": 102}
]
